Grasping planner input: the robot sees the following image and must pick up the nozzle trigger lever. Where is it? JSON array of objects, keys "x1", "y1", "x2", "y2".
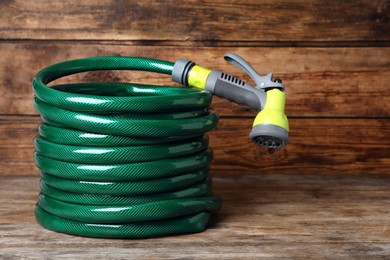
[{"x1": 224, "y1": 53, "x2": 285, "y2": 91}]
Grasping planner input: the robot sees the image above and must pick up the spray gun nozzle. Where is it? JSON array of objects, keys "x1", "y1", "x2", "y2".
[{"x1": 172, "y1": 53, "x2": 289, "y2": 149}]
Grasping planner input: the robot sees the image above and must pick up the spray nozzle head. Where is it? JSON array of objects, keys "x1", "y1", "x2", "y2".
[
  {"x1": 250, "y1": 88, "x2": 289, "y2": 149},
  {"x1": 223, "y1": 53, "x2": 289, "y2": 149}
]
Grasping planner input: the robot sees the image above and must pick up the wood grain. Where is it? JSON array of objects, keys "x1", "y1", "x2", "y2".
[
  {"x1": 1, "y1": 174, "x2": 389, "y2": 258},
  {"x1": 0, "y1": 1, "x2": 389, "y2": 258},
  {"x1": 1, "y1": 0, "x2": 389, "y2": 42},
  {"x1": 1, "y1": 116, "x2": 389, "y2": 176},
  {"x1": 0, "y1": 42, "x2": 389, "y2": 117}
]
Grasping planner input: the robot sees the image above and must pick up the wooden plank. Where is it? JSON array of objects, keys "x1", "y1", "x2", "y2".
[
  {"x1": 0, "y1": 0, "x2": 388, "y2": 42},
  {"x1": 1, "y1": 116, "x2": 389, "y2": 176},
  {"x1": 0, "y1": 174, "x2": 389, "y2": 258},
  {"x1": 211, "y1": 118, "x2": 390, "y2": 175},
  {"x1": 0, "y1": 42, "x2": 389, "y2": 117}
]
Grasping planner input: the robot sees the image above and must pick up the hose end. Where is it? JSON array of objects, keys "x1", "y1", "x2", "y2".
[{"x1": 172, "y1": 59, "x2": 195, "y2": 86}]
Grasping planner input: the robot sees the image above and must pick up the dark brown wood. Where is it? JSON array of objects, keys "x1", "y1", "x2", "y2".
[
  {"x1": 211, "y1": 118, "x2": 390, "y2": 175},
  {"x1": 0, "y1": 1, "x2": 388, "y2": 257},
  {"x1": 1, "y1": 116, "x2": 389, "y2": 176},
  {"x1": 0, "y1": 174, "x2": 389, "y2": 258},
  {"x1": 0, "y1": 42, "x2": 389, "y2": 117},
  {"x1": 1, "y1": 0, "x2": 389, "y2": 42}
]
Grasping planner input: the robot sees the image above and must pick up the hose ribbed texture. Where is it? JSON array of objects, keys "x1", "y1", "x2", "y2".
[{"x1": 33, "y1": 56, "x2": 221, "y2": 238}]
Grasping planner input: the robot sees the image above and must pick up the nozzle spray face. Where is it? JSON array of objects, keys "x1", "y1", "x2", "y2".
[{"x1": 250, "y1": 124, "x2": 288, "y2": 148}]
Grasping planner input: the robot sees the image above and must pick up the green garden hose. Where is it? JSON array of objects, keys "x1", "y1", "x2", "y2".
[
  {"x1": 33, "y1": 53, "x2": 289, "y2": 238},
  {"x1": 33, "y1": 56, "x2": 221, "y2": 238}
]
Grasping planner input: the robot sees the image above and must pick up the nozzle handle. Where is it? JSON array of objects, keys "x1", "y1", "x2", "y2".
[
  {"x1": 172, "y1": 59, "x2": 267, "y2": 110},
  {"x1": 204, "y1": 70, "x2": 266, "y2": 110}
]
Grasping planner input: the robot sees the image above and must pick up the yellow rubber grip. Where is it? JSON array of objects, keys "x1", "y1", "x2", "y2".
[
  {"x1": 188, "y1": 65, "x2": 212, "y2": 90},
  {"x1": 253, "y1": 89, "x2": 289, "y2": 131}
]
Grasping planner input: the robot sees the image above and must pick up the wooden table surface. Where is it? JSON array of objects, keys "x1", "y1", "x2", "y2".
[{"x1": 1, "y1": 174, "x2": 389, "y2": 259}]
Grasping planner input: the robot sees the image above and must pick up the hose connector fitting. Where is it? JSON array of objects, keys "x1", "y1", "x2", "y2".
[{"x1": 171, "y1": 59, "x2": 196, "y2": 86}]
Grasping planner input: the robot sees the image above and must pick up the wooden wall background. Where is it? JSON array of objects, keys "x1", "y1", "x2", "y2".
[{"x1": 0, "y1": 0, "x2": 389, "y2": 176}]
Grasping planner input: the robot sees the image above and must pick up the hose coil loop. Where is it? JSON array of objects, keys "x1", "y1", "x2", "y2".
[{"x1": 33, "y1": 56, "x2": 221, "y2": 238}]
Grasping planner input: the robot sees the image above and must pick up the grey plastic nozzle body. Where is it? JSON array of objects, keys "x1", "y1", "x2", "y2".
[
  {"x1": 172, "y1": 58, "x2": 267, "y2": 110},
  {"x1": 204, "y1": 70, "x2": 266, "y2": 110}
]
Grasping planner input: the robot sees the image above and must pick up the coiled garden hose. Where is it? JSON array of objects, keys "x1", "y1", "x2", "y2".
[{"x1": 33, "y1": 54, "x2": 288, "y2": 238}]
